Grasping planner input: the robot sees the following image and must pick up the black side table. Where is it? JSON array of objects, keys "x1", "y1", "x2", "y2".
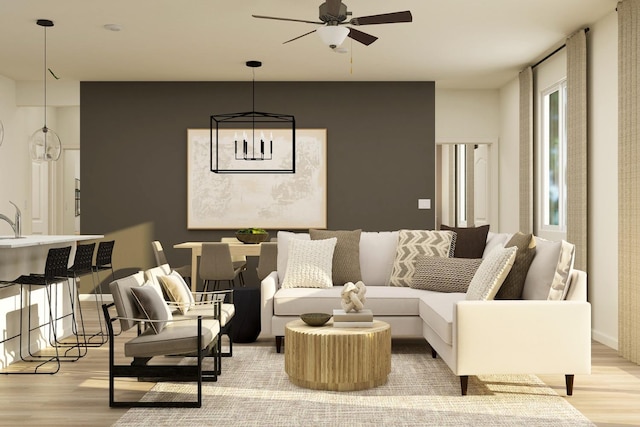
[{"x1": 231, "y1": 286, "x2": 261, "y2": 343}]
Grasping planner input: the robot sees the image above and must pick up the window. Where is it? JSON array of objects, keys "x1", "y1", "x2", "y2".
[{"x1": 540, "y1": 81, "x2": 567, "y2": 231}]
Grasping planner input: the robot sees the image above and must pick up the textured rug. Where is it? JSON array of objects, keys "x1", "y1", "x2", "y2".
[{"x1": 114, "y1": 340, "x2": 593, "y2": 426}]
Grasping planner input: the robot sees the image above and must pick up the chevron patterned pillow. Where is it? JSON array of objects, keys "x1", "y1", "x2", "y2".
[{"x1": 390, "y1": 229, "x2": 457, "y2": 287}]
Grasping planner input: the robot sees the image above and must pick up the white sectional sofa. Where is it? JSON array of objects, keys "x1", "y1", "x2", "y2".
[{"x1": 260, "y1": 229, "x2": 591, "y2": 395}]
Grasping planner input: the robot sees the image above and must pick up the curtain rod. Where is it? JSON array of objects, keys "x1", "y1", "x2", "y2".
[{"x1": 532, "y1": 27, "x2": 590, "y2": 69}]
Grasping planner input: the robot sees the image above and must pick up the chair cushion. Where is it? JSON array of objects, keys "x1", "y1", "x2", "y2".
[
  {"x1": 131, "y1": 284, "x2": 171, "y2": 334},
  {"x1": 124, "y1": 318, "x2": 220, "y2": 358},
  {"x1": 109, "y1": 272, "x2": 145, "y2": 331},
  {"x1": 183, "y1": 303, "x2": 235, "y2": 327},
  {"x1": 143, "y1": 265, "x2": 174, "y2": 319},
  {"x1": 466, "y1": 246, "x2": 517, "y2": 300},
  {"x1": 281, "y1": 238, "x2": 337, "y2": 289},
  {"x1": 310, "y1": 229, "x2": 362, "y2": 285}
]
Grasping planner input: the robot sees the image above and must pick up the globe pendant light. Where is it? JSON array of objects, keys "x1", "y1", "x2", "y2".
[
  {"x1": 0, "y1": 120, "x2": 4, "y2": 147},
  {"x1": 29, "y1": 19, "x2": 61, "y2": 162}
]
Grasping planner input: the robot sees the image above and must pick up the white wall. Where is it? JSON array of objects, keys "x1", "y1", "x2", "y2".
[
  {"x1": 498, "y1": 78, "x2": 520, "y2": 233},
  {"x1": 435, "y1": 89, "x2": 501, "y2": 229},
  {"x1": 497, "y1": 11, "x2": 620, "y2": 349},
  {"x1": 588, "y1": 11, "x2": 618, "y2": 349}
]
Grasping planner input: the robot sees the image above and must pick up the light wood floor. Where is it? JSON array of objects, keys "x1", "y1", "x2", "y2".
[{"x1": 1, "y1": 302, "x2": 639, "y2": 427}]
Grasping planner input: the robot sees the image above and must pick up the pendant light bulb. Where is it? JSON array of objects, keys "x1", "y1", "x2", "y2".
[{"x1": 29, "y1": 19, "x2": 61, "y2": 162}]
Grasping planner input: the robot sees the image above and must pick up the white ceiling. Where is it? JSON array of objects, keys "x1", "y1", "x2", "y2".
[{"x1": 0, "y1": 0, "x2": 617, "y2": 89}]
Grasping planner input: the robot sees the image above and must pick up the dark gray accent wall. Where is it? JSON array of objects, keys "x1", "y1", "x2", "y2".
[{"x1": 80, "y1": 81, "x2": 435, "y2": 287}]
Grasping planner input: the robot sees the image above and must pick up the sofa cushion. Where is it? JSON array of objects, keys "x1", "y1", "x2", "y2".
[
  {"x1": 281, "y1": 238, "x2": 337, "y2": 289},
  {"x1": 310, "y1": 229, "x2": 362, "y2": 285},
  {"x1": 390, "y1": 229, "x2": 456, "y2": 287},
  {"x1": 522, "y1": 237, "x2": 575, "y2": 300},
  {"x1": 131, "y1": 283, "x2": 171, "y2": 334},
  {"x1": 359, "y1": 231, "x2": 399, "y2": 286},
  {"x1": 276, "y1": 231, "x2": 310, "y2": 284},
  {"x1": 273, "y1": 286, "x2": 425, "y2": 316},
  {"x1": 495, "y1": 233, "x2": 536, "y2": 300},
  {"x1": 419, "y1": 292, "x2": 466, "y2": 345},
  {"x1": 483, "y1": 232, "x2": 512, "y2": 258},
  {"x1": 410, "y1": 256, "x2": 482, "y2": 293},
  {"x1": 159, "y1": 270, "x2": 194, "y2": 314},
  {"x1": 466, "y1": 246, "x2": 517, "y2": 300},
  {"x1": 440, "y1": 224, "x2": 490, "y2": 258}
]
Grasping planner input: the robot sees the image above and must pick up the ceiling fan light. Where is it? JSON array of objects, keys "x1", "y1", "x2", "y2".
[{"x1": 317, "y1": 25, "x2": 349, "y2": 48}]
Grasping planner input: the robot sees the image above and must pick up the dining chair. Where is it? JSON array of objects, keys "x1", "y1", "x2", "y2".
[
  {"x1": 220, "y1": 237, "x2": 247, "y2": 286},
  {"x1": 256, "y1": 242, "x2": 278, "y2": 280},
  {"x1": 199, "y1": 243, "x2": 243, "y2": 292},
  {"x1": 151, "y1": 240, "x2": 192, "y2": 284}
]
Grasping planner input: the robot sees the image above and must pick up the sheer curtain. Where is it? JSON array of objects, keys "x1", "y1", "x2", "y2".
[
  {"x1": 519, "y1": 67, "x2": 533, "y2": 234},
  {"x1": 618, "y1": 0, "x2": 640, "y2": 364},
  {"x1": 566, "y1": 30, "x2": 588, "y2": 272}
]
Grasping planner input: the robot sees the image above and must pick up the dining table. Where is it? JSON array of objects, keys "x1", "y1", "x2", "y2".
[{"x1": 173, "y1": 241, "x2": 263, "y2": 291}]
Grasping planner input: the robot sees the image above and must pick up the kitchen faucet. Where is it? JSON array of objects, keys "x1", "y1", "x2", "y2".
[{"x1": 0, "y1": 201, "x2": 22, "y2": 238}]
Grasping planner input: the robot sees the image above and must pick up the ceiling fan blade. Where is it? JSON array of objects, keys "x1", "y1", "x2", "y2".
[
  {"x1": 283, "y1": 29, "x2": 318, "y2": 45},
  {"x1": 325, "y1": 0, "x2": 342, "y2": 18},
  {"x1": 349, "y1": 11, "x2": 413, "y2": 26},
  {"x1": 252, "y1": 14, "x2": 323, "y2": 25},
  {"x1": 347, "y1": 27, "x2": 378, "y2": 46}
]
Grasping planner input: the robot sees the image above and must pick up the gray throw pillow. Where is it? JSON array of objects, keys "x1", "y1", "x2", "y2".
[
  {"x1": 130, "y1": 285, "x2": 170, "y2": 334},
  {"x1": 309, "y1": 229, "x2": 362, "y2": 285},
  {"x1": 410, "y1": 256, "x2": 483, "y2": 293},
  {"x1": 495, "y1": 232, "x2": 536, "y2": 300}
]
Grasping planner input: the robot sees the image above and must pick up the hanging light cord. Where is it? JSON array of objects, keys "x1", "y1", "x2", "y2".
[{"x1": 42, "y1": 24, "x2": 48, "y2": 131}]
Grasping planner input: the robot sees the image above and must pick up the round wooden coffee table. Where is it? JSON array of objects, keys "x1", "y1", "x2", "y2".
[{"x1": 284, "y1": 319, "x2": 391, "y2": 391}]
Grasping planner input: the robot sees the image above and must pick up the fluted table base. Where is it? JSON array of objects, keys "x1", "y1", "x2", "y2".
[{"x1": 284, "y1": 319, "x2": 391, "y2": 391}]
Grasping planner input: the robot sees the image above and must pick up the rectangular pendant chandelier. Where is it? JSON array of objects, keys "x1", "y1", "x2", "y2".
[{"x1": 210, "y1": 111, "x2": 296, "y2": 174}]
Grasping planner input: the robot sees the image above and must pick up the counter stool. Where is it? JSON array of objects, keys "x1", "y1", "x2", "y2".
[{"x1": 0, "y1": 246, "x2": 74, "y2": 374}]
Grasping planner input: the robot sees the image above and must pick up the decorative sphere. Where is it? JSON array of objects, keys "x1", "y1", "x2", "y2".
[{"x1": 29, "y1": 126, "x2": 61, "y2": 162}]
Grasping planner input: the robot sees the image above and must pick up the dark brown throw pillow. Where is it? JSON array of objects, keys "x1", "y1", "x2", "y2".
[
  {"x1": 440, "y1": 224, "x2": 490, "y2": 259},
  {"x1": 495, "y1": 232, "x2": 536, "y2": 300},
  {"x1": 309, "y1": 229, "x2": 362, "y2": 285}
]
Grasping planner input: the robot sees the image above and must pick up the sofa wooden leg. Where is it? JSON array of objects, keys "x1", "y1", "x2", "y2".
[
  {"x1": 460, "y1": 376, "x2": 469, "y2": 395},
  {"x1": 276, "y1": 336, "x2": 283, "y2": 353},
  {"x1": 431, "y1": 348, "x2": 437, "y2": 358},
  {"x1": 565, "y1": 374, "x2": 574, "y2": 396}
]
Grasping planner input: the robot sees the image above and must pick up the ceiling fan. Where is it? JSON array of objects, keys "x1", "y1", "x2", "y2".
[{"x1": 252, "y1": 0, "x2": 412, "y2": 50}]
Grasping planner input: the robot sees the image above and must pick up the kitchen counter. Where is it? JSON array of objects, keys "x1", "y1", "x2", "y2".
[{"x1": 0, "y1": 234, "x2": 103, "y2": 248}]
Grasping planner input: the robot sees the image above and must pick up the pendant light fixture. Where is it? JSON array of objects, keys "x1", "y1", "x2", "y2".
[
  {"x1": 210, "y1": 60, "x2": 296, "y2": 174},
  {"x1": 29, "y1": 19, "x2": 61, "y2": 162}
]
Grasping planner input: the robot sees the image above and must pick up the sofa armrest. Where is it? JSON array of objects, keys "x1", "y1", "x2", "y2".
[
  {"x1": 260, "y1": 271, "x2": 278, "y2": 337},
  {"x1": 454, "y1": 300, "x2": 591, "y2": 376}
]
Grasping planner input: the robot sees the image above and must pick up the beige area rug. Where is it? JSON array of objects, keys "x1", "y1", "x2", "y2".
[{"x1": 114, "y1": 340, "x2": 593, "y2": 426}]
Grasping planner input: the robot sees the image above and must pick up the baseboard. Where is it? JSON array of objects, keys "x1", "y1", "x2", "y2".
[
  {"x1": 79, "y1": 293, "x2": 113, "y2": 303},
  {"x1": 592, "y1": 329, "x2": 618, "y2": 350}
]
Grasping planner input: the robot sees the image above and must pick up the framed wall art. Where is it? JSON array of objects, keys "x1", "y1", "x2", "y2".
[{"x1": 187, "y1": 128, "x2": 327, "y2": 229}]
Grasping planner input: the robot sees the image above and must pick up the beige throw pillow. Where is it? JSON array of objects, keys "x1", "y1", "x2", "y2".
[
  {"x1": 310, "y1": 229, "x2": 362, "y2": 285},
  {"x1": 281, "y1": 237, "x2": 337, "y2": 289},
  {"x1": 159, "y1": 270, "x2": 194, "y2": 314},
  {"x1": 390, "y1": 229, "x2": 456, "y2": 287},
  {"x1": 411, "y1": 256, "x2": 482, "y2": 293},
  {"x1": 465, "y1": 246, "x2": 517, "y2": 300}
]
